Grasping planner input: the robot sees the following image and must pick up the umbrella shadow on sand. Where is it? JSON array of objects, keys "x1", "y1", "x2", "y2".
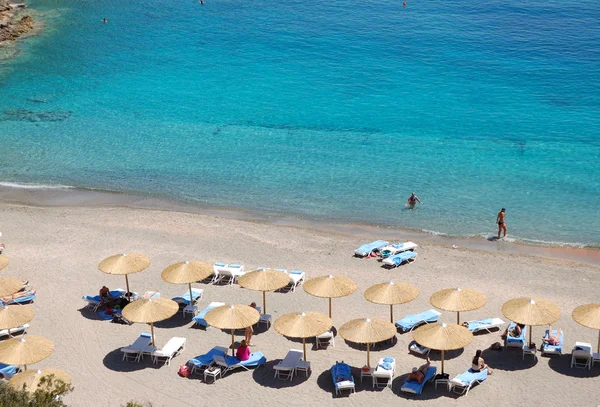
[
  {"x1": 392, "y1": 373, "x2": 443, "y2": 400},
  {"x1": 153, "y1": 314, "x2": 191, "y2": 329},
  {"x1": 547, "y1": 354, "x2": 600, "y2": 378},
  {"x1": 102, "y1": 348, "x2": 163, "y2": 372},
  {"x1": 251, "y1": 359, "x2": 310, "y2": 388},
  {"x1": 481, "y1": 348, "x2": 538, "y2": 371},
  {"x1": 78, "y1": 307, "x2": 112, "y2": 321}
]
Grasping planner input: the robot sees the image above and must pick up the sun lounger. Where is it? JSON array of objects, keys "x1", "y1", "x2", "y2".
[
  {"x1": 504, "y1": 322, "x2": 526, "y2": 349},
  {"x1": 172, "y1": 288, "x2": 203, "y2": 306},
  {"x1": 287, "y1": 270, "x2": 305, "y2": 292},
  {"x1": 382, "y1": 251, "x2": 418, "y2": 267},
  {"x1": 213, "y1": 352, "x2": 266, "y2": 375},
  {"x1": 188, "y1": 346, "x2": 229, "y2": 374},
  {"x1": 571, "y1": 342, "x2": 593, "y2": 369},
  {"x1": 409, "y1": 341, "x2": 431, "y2": 356},
  {"x1": 82, "y1": 289, "x2": 126, "y2": 312},
  {"x1": 379, "y1": 242, "x2": 418, "y2": 258},
  {"x1": 193, "y1": 302, "x2": 225, "y2": 327},
  {"x1": 331, "y1": 362, "x2": 355, "y2": 395},
  {"x1": 0, "y1": 323, "x2": 28, "y2": 339},
  {"x1": 0, "y1": 363, "x2": 19, "y2": 380},
  {"x1": 121, "y1": 332, "x2": 154, "y2": 362},
  {"x1": 373, "y1": 357, "x2": 395, "y2": 389},
  {"x1": 466, "y1": 318, "x2": 505, "y2": 334},
  {"x1": 212, "y1": 263, "x2": 245, "y2": 285},
  {"x1": 2, "y1": 290, "x2": 37, "y2": 305},
  {"x1": 541, "y1": 329, "x2": 564, "y2": 356},
  {"x1": 316, "y1": 331, "x2": 335, "y2": 348},
  {"x1": 400, "y1": 366, "x2": 437, "y2": 395},
  {"x1": 354, "y1": 240, "x2": 389, "y2": 257},
  {"x1": 449, "y1": 368, "x2": 488, "y2": 396},
  {"x1": 396, "y1": 309, "x2": 441, "y2": 332},
  {"x1": 151, "y1": 337, "x2": 186, "y2": 366},
  {"x1": 273, "y1": 349, "x2": 303, "y2": 381}
]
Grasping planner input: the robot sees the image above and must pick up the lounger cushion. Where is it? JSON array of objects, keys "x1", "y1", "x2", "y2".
[
  {"x1": 290, "y1": 270, "x2": 303, "y2": 275},
  {"x1": 452, "y1": 368, "x2": 488, "y2": 386},
  {"x1": 0, "y1": 363, "x2": 18, "y2": 380},
  {"x1": 395, "y1": 309, "x2": 440, "y2": 331}
]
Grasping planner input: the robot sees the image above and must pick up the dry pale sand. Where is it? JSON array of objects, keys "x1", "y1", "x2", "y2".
[{"x1": 0, "y1": 203, "x2": 599, "y2": 407}]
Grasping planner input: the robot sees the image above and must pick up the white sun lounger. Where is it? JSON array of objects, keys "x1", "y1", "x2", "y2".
[
  {"x1": 213, "y1": 263, "x2": 246, "y2": 285},
  {"x1": 372, "y1": 357, "x2": 396, "y2": 389},
  {"x1": 193, "y1": 302, "x2": 226, "y2": 327},
  {"x1": 273, "y1": 349, "x2": 303, "y2": 381},
  {"x1": 121, "y1": 332, "x2": 154, "y2": 362},
  {"x1": 151, "y1": 337, "x2": 186, "y2": 366},
  {"x1": 172, "y1": 288, "x2": 203, "y2": 306},
  {"x1": 379, "y1": 242, "x2": 418, "y2": 258},
  {"x1": 466, "y1": 318, "x2": 505, "y2": 334},
  {"x1": 213, "y1": 352, "x2": 267, "y2": 375},
  {"x1": 354, "y1": 240, "x2": 389, "y2": 257},
  {"x1": 287, "y1": 270, "x2": 305, "y2": 292},
  {"x1": 409, "y1": 341, "x2": 431, "y2": 356},
  {"x1": 382, "y1": 251, "x2": 418, "y2": 267},
  {"x1": 449, "y1": 369, "x2": 488, "y2": 396},
  {"x1": 571, "y1": 342, "x2": 593, "y2": 369},
  {"x1": 0, "y1": 323, "x2": 28, "y2": 338},
  {"x1": 316, "y1": 331, "x2": 335, "y2": 348}
]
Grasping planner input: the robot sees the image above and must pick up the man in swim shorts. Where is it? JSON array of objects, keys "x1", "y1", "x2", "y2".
[
  {"x1": 496, "y1": 208, "x2": 507, "y2": 238},
  {"x1": 407, "y1": 357, "x2": 431, "y2": 384}
]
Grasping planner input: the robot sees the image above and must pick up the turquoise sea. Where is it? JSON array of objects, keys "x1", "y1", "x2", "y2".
[{"x1": 0, "y1": 0, "x2": 599, "y2": 246}]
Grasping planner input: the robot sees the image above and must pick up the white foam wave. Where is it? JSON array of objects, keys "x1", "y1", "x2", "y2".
[{"x1": 0, "y1": 182, "x2": 75, "y2": 190}]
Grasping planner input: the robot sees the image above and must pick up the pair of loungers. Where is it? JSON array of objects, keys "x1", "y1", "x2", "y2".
[
  {"x1": 120, "y1": 333, "x2": 186, "y2": 366},
  {"x1": 273, "y1": 349, "x2": 310, "y2": 381},
  {"x1": 212, "y1": 263, "x2": 246, "y2": 285},
  {"x1": 400, "y1": 367, "x2": 487, "y2": 396},
  {"x1": 187, "y1": 346, "x2": 266, "y2": 378}
]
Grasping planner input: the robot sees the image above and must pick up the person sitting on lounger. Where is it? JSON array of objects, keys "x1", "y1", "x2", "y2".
[
  {"x1": 471, "y1": 349, "x2": 492, "y2": 374},
  {"x1": 236, "y1": 340, "x2": 251, "y2": 361},
  {"x1": 542, "y1": 327, "x2": 562, "y2": 346},
  {"x1": 501, "y1": 323, "x2": 523, "y2": 339},
  {"x1": 407, "y1": 357, "x2": 431, "y2": 384},
  {"x1": 99, "y1": 286, "x2": 114, "y2": 306}
]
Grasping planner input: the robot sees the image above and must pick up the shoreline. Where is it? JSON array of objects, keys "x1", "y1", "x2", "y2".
[
  {"x1": 0, "y1": 182, "x2": 598, "y2": 266},
  {"x1": 0, "y1": 0, "x2": 37, "y2": 50}
]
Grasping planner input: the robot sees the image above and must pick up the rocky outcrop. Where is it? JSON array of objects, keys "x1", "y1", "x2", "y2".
[{"x1": 0, "y1": 0, "x2": 35, "y2": 44}]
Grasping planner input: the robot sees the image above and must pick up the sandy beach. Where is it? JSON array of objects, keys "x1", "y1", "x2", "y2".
[{"x1": 1, "y1": 202, "x2": 599, "y2": 406}]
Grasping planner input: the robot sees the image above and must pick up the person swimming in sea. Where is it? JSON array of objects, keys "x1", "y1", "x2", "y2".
[
  {"x1": 405, "y1": 192, "x2": 422, "y2": 209},
  {"x1": 102, "y1": 18, "x2": 108, "y2": 23}
]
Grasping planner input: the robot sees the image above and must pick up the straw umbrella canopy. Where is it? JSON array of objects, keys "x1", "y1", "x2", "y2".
[
  {"x1": 122, "y1": 297, "x2": 178, "y2": 346},
  {"x1": 98, "y1": 253, "x2": 151, "y2": 300},
  {"x1": 0, "y1": 303, "x2": 34, "y2": 336},
  {"x1": 274, "y1": 311, "x2": 333, "y2": 361},
  {"x1": 0, "y1": 255, "x2": 8, "y2": 271},
  {"x1": 572, "y1": 303, "x2": 600, "y2": 353},
  {"x1": 238, "y1": 269, "x2": 290, "y2": 314},
  {"x1": 0, "y1": 335, "x2": 54, "y2": 371},
  {"x1": 9, "y1": 368, "x2": 71, "y2": 392},
  {"x1": 161, "y1": 260, "x2": 213, "y2": 307},
  {"x1": 0, "y1": 276, "x2": 22, "y2": 298},
  {"x1": 364, "y1": 281, "x2": 419, "y2": 323},
  {"x1": 502, "y1": 297, "x2": 560, "y2": 348},
  {"x1": 338, "y1": 317, "x2": 396, "y2": 367},
  {"x1": 303, "y1": 275, "x2": 357, "y2": 318},
  {"x1": 413, "y1": 322, "x2": 473, "y2": 375},
  {"x1": 430, "y1": 288, "x2": 487, "y2": 324},
  {"x1": 205, "y1": 304, "x2": 260, "y2": 356}
]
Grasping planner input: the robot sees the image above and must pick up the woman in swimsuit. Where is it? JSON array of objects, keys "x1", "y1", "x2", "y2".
[
  {"x1": 471, "y1": 349, "x2": 492, "y2": 374},
  {"x1": 405, "y1": 192, "x2": 422, "y2": 208},
  {"x1": 542, "y1": 327, "x2": 562, "y2": 346}
]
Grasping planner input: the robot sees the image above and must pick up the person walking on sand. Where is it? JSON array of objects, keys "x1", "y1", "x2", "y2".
[
  {"x1": 405, "y1": 192, "x2": 422, "y2": 209},
  {"x1": 496, "y1": 208, "x2": 507, "y2": 239}
]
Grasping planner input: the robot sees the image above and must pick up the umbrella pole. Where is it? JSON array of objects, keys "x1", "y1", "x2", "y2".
[
  {"x1": 263, "y1": 291, "x2": 266, "y2": 315},
  {"x1": 328, "y1": 298, "x2": 332, "y2": 319},
  {"x1": 150, "y1": 322, "x2": 155, "y2": 346},
  {"x1": 529, "y1": 325, "x2": 533, "y2": 348},
  {"x1": 231, "y1": 330, "x2": 235, "y2": 356},
  {"x1": 367, "y1": 342, "x2": 371, "y2": 368},
  {"x1": 188, "y1": 283, "x2": 193, "y2": 307},
  {"x1": 24, "y1": 364, "x2": 27, "y2": 372},
  {"x1": 441, "y1": 349, "x2": 445, "y2": 375},
  {"x1": 457, "y1": 311, "x2": 460, "y2": 325},
  {"x1": 390, "y1": 304, "x2": 394, "y2": 324},
  {"x1": 303, "y1": 337, "x2": 307, "y2": 361},
  {"x1": 125, "y1": 275, "x2": 131, "y2": 301},
  {"x1": 597, "y1": 330, "x2": 599, "y2": 353}
]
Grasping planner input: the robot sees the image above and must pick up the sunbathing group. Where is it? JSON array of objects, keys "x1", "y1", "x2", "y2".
[{"x1": 406, "y1": 351, "x2": 493, "y2": 385}]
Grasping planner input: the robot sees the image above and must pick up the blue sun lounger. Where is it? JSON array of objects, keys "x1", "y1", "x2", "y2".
[
  {"x1": 449, "y1": 368, "x2": 488, "y2": 396},
  {"x1": 354, "y1": 240, "x2": 389, "y2": 257},
  {"x1": 0, "y1": 363, "x2": 19, "y2": 380},
  {"x1": 541, "y1": 329, "x2": 564, "y2": 355},
  {"x1": 396, "y1": 309, "x2": 441, "y2": 332},
  {"x1": 82, "y1": 289, "x2": 126, "y2": 312},
  {"x1": 382, "y1": 251, "x2": 418, "y2": 267},
  {"x1": 465, "y1": 318, "x2": 505, "y2": 334},
  {"x1": 172, "y1": 288, "x2": 203, "y2": 306},
  {"x1": 193, "y1": 302, "x2": 225, "y2": 327},
  {"x1": 188, "y1": 346, "x2": 229, "y2": 374},
  {"x1": 505, "y1": 322, "x2": 526, "y2": 349},
  {"x1": 213, "y1": 352, "x2": 266, "y2": 375},
  {"x1": 3, "y1": 290, "x2": 37, "y2": 305},
  {"x1": 331, "y1": 362, "x2": 355, "y2": 395},
  {"x1": 400, "y1": 366, "x2": 437, "y2": 395}
]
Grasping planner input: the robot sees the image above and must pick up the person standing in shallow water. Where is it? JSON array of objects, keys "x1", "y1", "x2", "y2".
[
  {"x1": 496, "y1": 208, "x2": 507, "y2": 238},
  {"x1": 405, "y1": 192, "x2": 422, "y2": 209}
]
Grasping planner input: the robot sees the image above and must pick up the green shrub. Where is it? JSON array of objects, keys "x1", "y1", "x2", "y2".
[{"x1": 0, "y1": 374, "x2": 73, "y2": 407}]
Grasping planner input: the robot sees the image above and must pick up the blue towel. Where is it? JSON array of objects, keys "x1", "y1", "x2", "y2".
[
  {"x1": 97, "y1": 310, "x2": 116, "y2": 320},
  {"x1": 215, "y1": 262, "x2": 226, "y2": 267},
  {"x1": 190, "y1": 347, "x2": 227, "y2": 367},
  {"x1": 193, "y1": 304, "x2": 220, "y2": 327},
  {"x1": 356, "y1": 240, "x2": 389, "y2": 254},
  {"x1": 506, "y1": 322, "x2": 526, "y2": 343},
  {"x1": 230, "y1": 264, "x2": 242, "y2": 268},
  {"x1": 467, "y1": 318, "x2": 494, "y2": 331},
  {"x1": 172, "y1": 289, "x2": 202, "y2": 305},
  {"x1": 6, "y1": 293, "x2": 36, "y2": 304},
  {"x1": 383, "y1": 356, "x2": 394, "y2": 363},
  {"x1": 541, "y1": 330, "x2": 563, "y2": 352},
  {"x1": 401, "y1": 366, "x2": 437, "y2": 395},
  {"x1": 379, "y1": 362, "x2": 393, "y2": 370},
  {"x1": 455, "y1": 369, "x2": 488, "y2": 385},
  {"x1": 223, "y1": 352, "x2": 266, "y2": 367},
  {"x1": 392, "y1": 251, "x2": 417, "y2": 265},
  {"x1": 391, "y1": 243, "x2": 405, "y2": 249},
  {"x1": 0, "y1": 363, "x2": 18, "y2": 380},
  {"x1": 332, "y1": 362, "x2": 353, "y2": 382},
  {"x1": 395, "y1": 309, "x2": 440, "y2": 331},
  {"x1": 290, "y1": 270, "x2": 303, "y2": 275}
]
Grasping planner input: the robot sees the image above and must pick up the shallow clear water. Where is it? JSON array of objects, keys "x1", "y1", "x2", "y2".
[{"x1": 0, "y1": 0, "x2": 599, "y2": 246}]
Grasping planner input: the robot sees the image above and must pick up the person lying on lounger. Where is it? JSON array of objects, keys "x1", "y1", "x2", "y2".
[
  {"x1": 471, "y1": 349, "x2": 492, "y2": 374},
  {"x1": 407, "y1": 357, "x2": 431, "y2": 384},
  {"x1": 0, "y1": 289, "x2": 36, "y2": 303},
  {"x1": 501, "y1": 323, "x2": 524, "y2": 339},
  {"x1": 542, "y1": 327, "x2": 562, "y2": 346}
]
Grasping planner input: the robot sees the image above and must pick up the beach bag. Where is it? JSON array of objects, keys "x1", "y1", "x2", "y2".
[{"x1": 178, "y1": 364, "x2": 190, "y2": 377}]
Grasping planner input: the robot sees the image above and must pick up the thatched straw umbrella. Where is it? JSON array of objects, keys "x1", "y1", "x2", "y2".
[
  {"x1": 205, "y1": 304, "x2": 260, "y2": 356},
  {"x1": 0, "y1": 277, "x2": 22, "y2": 298},
  {"x1": 364, "y1": 281, "x2": 419, "y2": 323},
  {"x1": 274, "y1": 311, "x2": 332, "y2": 361},
  {"x1": 338, "y1": 317, "x2": 396, "y2": 367},
  {"x1": 572, "y1": 303, "x2": 600, "y2": 353},
  {"x1": 161, "y1": 260, "x2": 213, "y2": 307},
  {"x1": 0, "y1": 303, "x2": 34, "y2": 337},
  {"x1": 122, "y1": 297, "x2": 179, "y2": 346},
  {"x1": 0, "y1": 255, "x2": 8, "y2": 271},
  {"x1": 99, "y1": 253, "x2": 151, "y2": 301},
  {"x1": 303, "y1": 275, "x2": 357, "y2": 319},
  {"x1": 430, "y1": 288, "x2": 487, "y2": 324},
  {"x1": 413, "y1": 322, "x2": 472, "y2": 375},
  {"x1": 9, "y1": 368, "x2": 71, "y2": 392},
  {"x1": 238, "y1": 269, "x2": 290, "y2": 314},
  {"x1": 501, "y1": 297, "x2": 560, "y2": 348},
  {"x1": 0, "y1": 335, "x2": 54, "y2": 371}
]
